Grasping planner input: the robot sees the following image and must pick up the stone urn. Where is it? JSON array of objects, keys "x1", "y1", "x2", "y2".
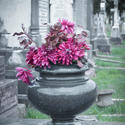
[{"x1": 28, "y1": 64, "x2": 97, "y2": 125}]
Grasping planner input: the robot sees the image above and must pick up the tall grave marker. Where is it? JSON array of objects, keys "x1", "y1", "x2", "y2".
[
  {"x1": 110, "y1": 0, "x2": 122, "y2": 44},
  {"x1": 92, "y1": 0, "x2": 111, "y2": 53},
  {"x1": 121, "y1": 11, "x2": 125, "y2": 40}
]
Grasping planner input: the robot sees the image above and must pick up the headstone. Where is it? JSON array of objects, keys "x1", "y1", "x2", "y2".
[
  {"x1": 74, "y1": 0, "x2": 87, "y2": 28},
  {"x1": 30, "y1": 0, "x2": 49, "y2": 45},
  {"x1": 92, "y1": 0, "x2": 111, "y2": 53},
  {"x1": 0, "y1": 79, "x2": 18, "y2": 114},
  {"x1": 121, "y1": 11, "x2": 125, "y2": 40},
  {"x1": 50, "y1": 0, "x2": 73, "y2": 24},
  {"x1": 17, "y1": 104, "x2": 26, "y2": 118},
  {"x1": 39, "y1": 0, "x2": 49, "y2": 42},
  {"x1": 0, "y1": 18, "x2": 9, "y2": 48},
  {"x1": 110, "y1": 0, "x2": 122, "y2": 44},
  {"x1": 87, "y1": 0, "x2": 94, "y2": 39},
  {"x1": 91, "y1": 14, "x2": 98, "y2": 39},
  {"x1": 0, "y1": 49, "x2": 26, "y2": 79},
  {"x1": 121, "y1": 22, "x2": 125, "y2": 40},
  {"x1": 0, "y1": 48, "x2": 29, "y2": 103},
  {"x1": 0, "y1": 56, "x2": 5, "y2": 80},
  {"x1": 30, "y1": 0, "x2": 40, "y2": 46},
  {"x1": 96, "y1": 89, "x2": 114, "y2": 107},
  {"x1": 0, "y1": 57, "x2": 18, "y2": 118}
]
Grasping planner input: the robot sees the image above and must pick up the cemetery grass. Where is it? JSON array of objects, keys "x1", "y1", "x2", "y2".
[
  {"x1": 97, "y1": 116, "x2": 125, "y2": 122},
  {"x1": 25, "y1": 107, "x2": 50, "y2": 119}
]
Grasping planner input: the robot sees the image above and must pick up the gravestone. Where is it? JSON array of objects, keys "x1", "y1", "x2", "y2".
[
  {"x1": 0, "y1": 48, "x2": 29, "y2": 105},
  {"x1": 0, "y1": 18, "x2": 9, "y2": 48},
  {"x1": 121, "y1": 22, "x2": 125, "y2": 40},
  {"x1": 92, "y1": 0, "x2": 111, "y2": 53},
  {"x1": 91, "y1": 14, "x2": 98, "y2": 39},
  {"x1": 0, "y1": 56, "x2": 18, "y2": 118},
  {"x1": 0, "y1": 48, "x2": 26, "y2": 79},
  {"x1": 121, "y1": 11, "x2": 125, "y2": 40},
  {"x1": 0, "y1": 56, "x2": 5, "y2": 80},
  {"x1": 39, "y1": 0, "x2": 49, "y2": 42},
  {"x1": 30, "y1": 0, "x2": 49, "y2": 45},
  {"x1": 74, "y1": 0, "x2": 88, "y2": 29},
  {"x1": 50, "y1": 0, "x2": 73, "y2": 24},
  {"x1": 110, "y1": 0, "x2": 122, "y2": 44},
  {"x1": 97, "y1": 89, "x2": 114, "y2": 107}
]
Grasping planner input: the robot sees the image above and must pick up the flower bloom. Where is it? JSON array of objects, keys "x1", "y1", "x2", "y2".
[
  {"x1": 16, "y1": 67, "x2": 34, "y2": 85},
  {"x1": 33, "y1": 44, "x2": 58, "y2": 69},
  {"x1": 26, "y1": 47, "x2": 37, "y2": 66},
  {"x1": 57, "y1": 38, "x2": 86, "y2": 65},
  {"x1": 59, "y1": 19, "x2": 74, "y2": 34}
]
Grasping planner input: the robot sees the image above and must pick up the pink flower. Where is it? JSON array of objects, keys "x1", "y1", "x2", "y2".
[
  {"x1": 57, "y1": 38, "x2": 88, "y2": 65},
  {"x1": 26, "y1": 47, "x2": 37, "y2": 66},
  {"x1": 59, "y1": 19, "x2": 74, "y2": 34},
  {"x1": 33, "y1": 44, "x2": 58, "y2": 69},
  {"x1": 16, "y1": 67, "x2": 34, "y2": 85}
]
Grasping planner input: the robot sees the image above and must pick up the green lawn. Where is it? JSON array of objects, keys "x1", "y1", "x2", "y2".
[
  {"x1": 84, "y1": 102, "x2": 125, "y2": 115},
  {"x1": 97, "y1": 116, "x2": 125, "y2": 122},
  {"x1": 93, "y1": 69, "x2": 125, "y2": 99},
  {"x1": 95, "y1": 59, "x2": 125, "y2": 67},
  {"x1": 25, "y1": 107, "x2": 50, "y2": 119}
]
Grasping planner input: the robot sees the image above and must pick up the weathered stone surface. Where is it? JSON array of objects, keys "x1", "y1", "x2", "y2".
[
  {"x1": 0, "y1": 56, "x2": 5, "y2": 80},
  {"x1": 0, "y1": 105, "x2": 19, "y2": 119},
  {"x1": 110, "y1": 0, "x2": 122, "y2": 44},
  {"x1": 39, "y1": 0, "x2": 49, "y2": 41},
  {"x1": 97, "y1": 89, "x2": 114, "y2": 107},
  {"x1": 110, "y1": 37, "x2": 122, "y2": 45},
  {"x1": 0, "y1": 18, "x2": 9, "y2": 48},
  {"x1": 74, "y1": 0, "x2": 87, "y2": 28},
  {"x1": 50, "y1": 0, "x2": 73, "y2": 24},
  {"x1": 0, "y1": 119, "x2": 125, "y2": 125},
  {"x1": 0, "y1": 79, "x2": 17, "y2": 114},
  {"x1": 76, "y1": 115, "x2": 97, "y2": 121},
  {"x1": 17, "y1": 104, "x2": 26, "y2": 118},
  {"x1": 92, "y1": 37, "x2": 111, "y2": 53},
  {"x1": 0, "y1": 48, "x2": 27, "y2": 79},
  {"x1": 85, "y1": 68, "x2": 96, "y2": 78},
  {"x1": 92, "y1": 2, "x2": 111, "y2": 53},
  {"x1": 18, "y1": 94, "x2": 29, "y2": 107}
]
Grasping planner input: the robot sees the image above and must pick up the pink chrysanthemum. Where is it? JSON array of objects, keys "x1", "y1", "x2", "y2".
[
  {"x1": 57, "y1": 38, "x2": 85, "y2": 65},
  {"x1": 59, "y1": 19, "x2": 74, "y2": 34},
  {"x1": 33, "y1": 44, "x2": 58, "y2": 69},
  {"x1": 26, "y1": 47, "x2": 37, "y2": 66},
  {"x1": 16, "y1": 67, "x2": 34, "y2": 85}
]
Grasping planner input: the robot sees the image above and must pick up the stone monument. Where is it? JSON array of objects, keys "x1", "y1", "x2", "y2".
[
  {"x1": 110, "y1": 0, "x2": 122, "y2": 44},
  {"x1": 91, "y1": 14, "x2": 98, "y2": 39},
  {"x1": 50, "y1": 0, "x2": 73, "y2": 24},
  {"x1": 0, "y1": 56, "x2": 18, "y2": 118},
  {"x1": 30, "y1": 0, "x2": 49, "y2": 45},
  {"x1": 92, "y1": 0, "x2": 111, "y2": 53},
  {"x1": 121, "y1": 11, "x2": 125, "y2": 40},
  {"x1": 0, "y1": 18, "x2": 9, "y2": 48}
]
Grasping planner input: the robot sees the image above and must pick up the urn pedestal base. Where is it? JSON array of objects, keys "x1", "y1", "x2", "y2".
[{"x1": 48, "y1": 121, "x2": 81, "y2": 125}]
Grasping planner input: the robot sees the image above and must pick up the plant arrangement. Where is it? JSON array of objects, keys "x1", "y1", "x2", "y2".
[{"x1": 14, "y1": 19, "x2": 90, "y2": 85}]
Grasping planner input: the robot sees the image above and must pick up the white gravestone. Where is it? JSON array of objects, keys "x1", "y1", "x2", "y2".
[
  {"x1": 110, "y1": 0, "x2": 122, "y2": 44},
  {"x1": 50, "y1": 0, "x2": 73, "y2": 24},
  {"x1": 92, "y1": 0, "x2": 111, "y2": 53}
]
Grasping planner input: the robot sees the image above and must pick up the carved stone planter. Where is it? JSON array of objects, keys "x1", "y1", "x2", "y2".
[{"x1": 28, "y1": 64, "x2": 97, "y2": 125}]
